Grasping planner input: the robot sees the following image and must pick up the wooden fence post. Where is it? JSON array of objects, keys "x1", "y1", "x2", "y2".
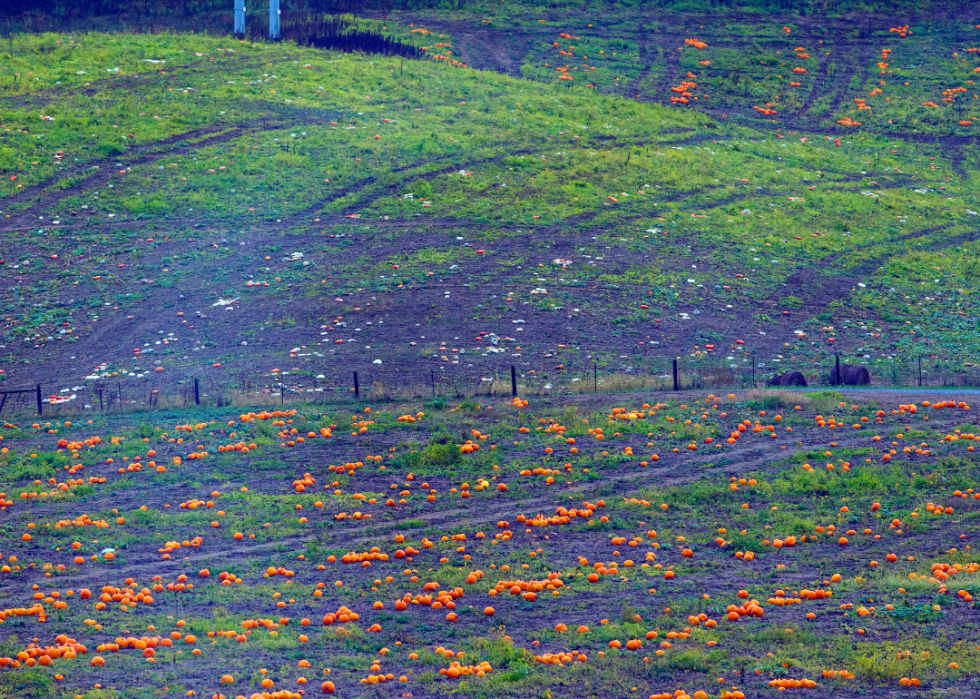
[
  {"x1": 673, "y1": 359, "x2": 679, "y2": 392},
  {"x1": 36, "y1": 384, "x2": 42, "y2": 416},
  {"x1": 511, "y1": 365, "x2": 517, "y2": 397},
  {"x1": 353, "y1": 371, "x2": 360, "y2": 399},
  {"x1": 194, "y1": 378, "x2": 200, "y2": 405}
]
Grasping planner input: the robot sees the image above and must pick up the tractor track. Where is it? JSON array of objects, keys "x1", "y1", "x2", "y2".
[{"x1": 29, "y1": 404, "x2": 973, "y2": 588}]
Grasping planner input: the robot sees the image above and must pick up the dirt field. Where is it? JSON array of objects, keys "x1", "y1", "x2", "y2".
[{"x1": 1, "y1": 386, "x2": 980, "y2": 698}]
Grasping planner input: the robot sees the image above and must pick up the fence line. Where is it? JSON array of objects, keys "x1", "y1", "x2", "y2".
[
  {"x1": 2, "y1": 356, "x2": 979, "y2": 419},
  {"x1": 0, "y1": 384, "x2": 43, "y2": 416}
]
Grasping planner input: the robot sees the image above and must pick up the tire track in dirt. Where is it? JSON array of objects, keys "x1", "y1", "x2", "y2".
[
  {"x1": 287, "y1": 146, "x2": 538, "y2": 225},
  {"x1": 0, "y1": 105, "x2": 357, "y2": 234},
  {"x1": 308, "y1": 129, "x2": 738, "y2": 225},
  {"x1": 0, "y1": 106, "x2": 960, "y2": 242},
  {"x1": 4, "y1": 132, "x2": 535, "y2": 236},
  {"x1": 0, "y1": 124, "x2": 239, "y2": 210},
  {"x1": 291, "y1": 136, "x2": 621, "y2": 224},
  {"x1": 949, "y1": 153, "x2": 969, "y2": 182},
  {"x1": 37, "y1": 429, "x2": 791, "y2": 582},
  {"x1": 811, "y1": 40, "x2": 873, "y2": 123},
  {"x1": 9, "y1": 162, "x2": 892, "y2": 243},
  {"x1": 2, "y1": 125, "x2": 262, "y2": 229},
  {"x1": 627, "y1": 36, "x2": 651, "y2": 99},
  {"x1": 0, "y1": 144, "x2": 450, "y2": 237},
  {"x1": 658, "y1": 37, "x2": 682, "y2": 103},
  {"x1": 53, "y1": 402, "x2": 972, "y2": 589},
  {"x1": 41, "y1": 448, "x2": 766, "y2": 586},
  {"x1": 796, "y1": 37, "x2": 833, "y2": 117},
  {"x1": 804, "y1": 222, "x2": 971, "y2": 286},
  {"x1": 0, "y1": 94, "x2": 357, "y2": 232}
]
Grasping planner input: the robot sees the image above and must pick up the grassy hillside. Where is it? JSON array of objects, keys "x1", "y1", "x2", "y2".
[{"x1": 0, "y1": 17, "x2": 979, "y2": 410}]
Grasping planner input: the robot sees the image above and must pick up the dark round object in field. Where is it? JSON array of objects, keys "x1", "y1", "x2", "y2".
[
  {"x1": 830, "y1": 364, "x2": 871, "y2": 385},
  {"x1": 768, "y1": 371, "x2": 808, "y2": 387}
]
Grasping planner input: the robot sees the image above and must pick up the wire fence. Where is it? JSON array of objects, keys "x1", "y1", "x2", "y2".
[{"x1": 2, "y1": 355, "x2": 979, "y2": 419}]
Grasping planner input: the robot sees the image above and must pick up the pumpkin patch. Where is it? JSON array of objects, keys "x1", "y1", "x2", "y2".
[
  {"x1": 0, "y1": 6, "x2": 979, "y2": 699},
  {"x1": 0, "y1": 387, "x2": 978, "y2": 697}
]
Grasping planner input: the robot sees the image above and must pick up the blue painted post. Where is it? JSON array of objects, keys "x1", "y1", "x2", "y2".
[
  {"x1": 269, "y1": 0, "x2": 280, "y2": 40},
  {"x1": 234, "y1": 0, "x2": 246, "y2": 35}
]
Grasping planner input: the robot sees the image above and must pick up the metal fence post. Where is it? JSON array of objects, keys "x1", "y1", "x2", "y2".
[
  {"x1": 511, "y1": 365, "x2": 517, "y2": 397},
  {"x1": 234, "y1": 0, "x2": 246, "y2": 34},
  {"x1": 672, "y1": 359, "x2": 679, "y2": 392},
  {"x1": 36, "y1": 384, "x2": 42, "y2": 416},
  {"x1": 269, "y1": 0, "x2": 280, "y2": 40}
]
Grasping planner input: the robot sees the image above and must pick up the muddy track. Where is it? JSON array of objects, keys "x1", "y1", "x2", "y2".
[
  {"x1": 0, "y1": 143, "x2": 457, "y2": 237},
  {"x1": 0, "y1": 127, "x2": 948, "y2": 237},
  {"x1": 809, "y1": 221, "x2": 976, "y2": 284},
  {"x1": 326, "y1": 146, "x2": 540, "y2": 220},
  {"x1": 949, "y1": 152, "x2": 969, "y2": 182},
  {"x1": 654, "y1": 37, "x2": 681, "y2": 104},
  {"x1": 786, "y1": 222, "x2": 974, "y2": 309},
  {"x1": 314, "y1": 128, "x2": 733, "y2": 222},
  {"x1": 814, "y1": 40, "x2": 874, "y2": 123},
  {"x1": 45, "y1": 403, "x2": 971, "y2": 589},
  {"x1": 896, "y1": 226, "x2": 980, "y2": 255},
  {"x1": 796, "y1": 33, "x2": 832, "y2": 117},
  {"x1": 2, "y1": 125, "x2": 269, "y2": 229},
  {"x1": 0, "y1": 105, "x2": 359, "y2": 234},
  {"x1": 0, "y1": 123, "x2": 241, "y2": 210},
  {"x1": 0, "y1": 160, "x2": 915, "y2": 241},
  {"x1": 628, "y1": 35, "x2": 651, "y2": 99},
  {"x1": 703, "y1": 113, "x2": 978, "y2": 150},
  {"x1": 335, "y1": 10, "x2": 975, "y2": 164},
  {"x1": 279, "y1": 151, "x2": 477, "y2": 228},
  {"x1": 40, "y1": 431, "x2": 858, "y2": 585}
]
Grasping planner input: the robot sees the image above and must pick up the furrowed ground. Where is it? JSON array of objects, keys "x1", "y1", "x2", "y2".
[
  {"x1": 0, "y1": 13, "x2": 977, "y2": 406},
  {"x1": 0, "y1": 390, "x2": 979, "y2": 699}
]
